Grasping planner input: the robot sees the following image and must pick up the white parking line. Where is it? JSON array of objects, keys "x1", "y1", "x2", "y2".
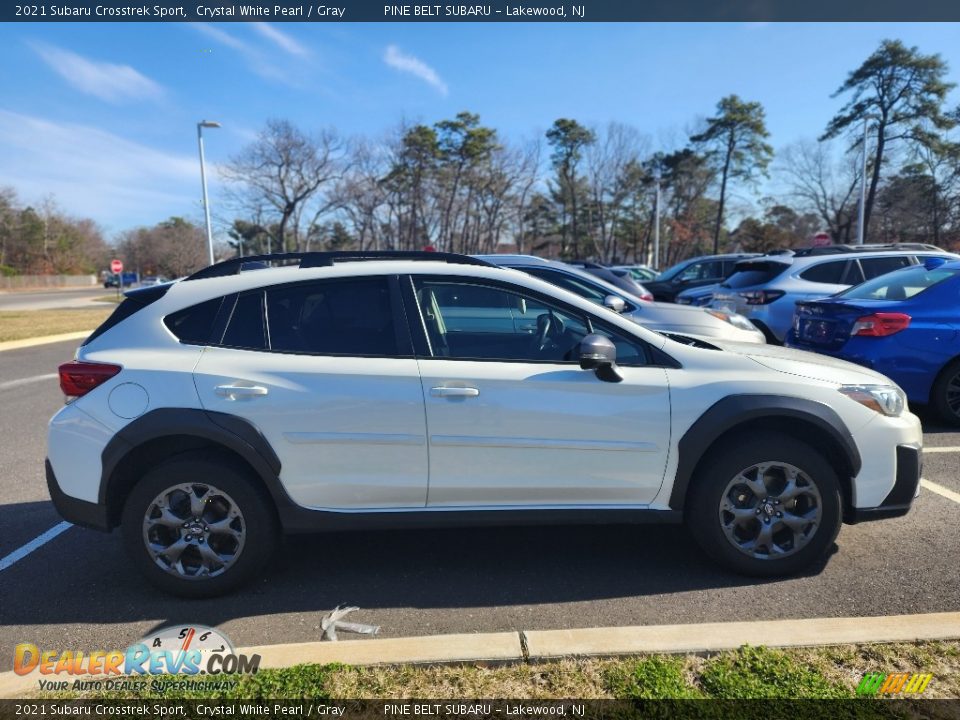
[
  {"x1": 923, "y1": 446, "x2": 960, "y2": 453},
  {"x1": 0, "y1": 373, "x2": 57, "y2": 392},
  {"x1": 0, "y1": 521, "x2": 73, "y2": 572},
  {"x1": 922, "y1": 479, "x2": 960, "y2": 505}
]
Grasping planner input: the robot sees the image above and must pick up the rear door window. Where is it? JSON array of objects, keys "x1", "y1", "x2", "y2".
[
  {"x1": 858, "y1": 256, "x2": 912, "y2": 281},
  {"x1": 799, "y1": 260, "x2": 848, "y2": 285},
  {"x1": 265, "y1": 277, "x2": 399, "y2": 356},
  {"x1": 222, "y1": 292, "x2": 267, "y2": 350}
]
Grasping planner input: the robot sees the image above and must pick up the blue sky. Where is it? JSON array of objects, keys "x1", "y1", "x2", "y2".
[{"x1": 1, "y1": 21, "x2": 959, "y2": 240}]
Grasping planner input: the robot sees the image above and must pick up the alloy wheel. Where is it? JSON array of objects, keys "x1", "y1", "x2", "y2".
[
  {"x1": 141, "y1": 482, "x2": 246, "y2": 579},
  {"x1": 717, "y1": 461, "x2": 822, "y2": 560}
]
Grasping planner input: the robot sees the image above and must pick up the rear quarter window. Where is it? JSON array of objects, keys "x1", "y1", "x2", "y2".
[
  {"x1": 723, "y1": 261, "x2": 790, "y2": 289},
  {"x1": 163, "y1": 297, "x2": 224, "y2": 345}
]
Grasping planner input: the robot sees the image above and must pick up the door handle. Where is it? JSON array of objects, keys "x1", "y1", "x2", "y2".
[
  {"x1": 215, "y1": 384, "x2": 269, "y2": 400},
  {"x1": 430, "y1": 386, "x2": 480, "y2": 398}
]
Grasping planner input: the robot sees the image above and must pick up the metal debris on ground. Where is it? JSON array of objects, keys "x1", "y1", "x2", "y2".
[{"x1": 321, "y1": 605, "x2": 381, "y2": 641}]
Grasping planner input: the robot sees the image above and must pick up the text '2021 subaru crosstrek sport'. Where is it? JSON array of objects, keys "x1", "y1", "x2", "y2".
[{"x1": 47, "y1": 252, "x2": 922, "y2": 596}]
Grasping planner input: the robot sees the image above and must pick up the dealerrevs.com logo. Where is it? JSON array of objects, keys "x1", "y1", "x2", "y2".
[{"x1": 14, "y1": 625, "x2": 260, "y2": 692}]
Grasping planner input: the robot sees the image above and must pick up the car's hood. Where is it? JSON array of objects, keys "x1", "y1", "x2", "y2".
[
  {"x1": 625, "y1": 302, "x2": 763, "y2": 343},
  {"x1": 705, "y1": 338, "x2": 896, "y2": 386}
]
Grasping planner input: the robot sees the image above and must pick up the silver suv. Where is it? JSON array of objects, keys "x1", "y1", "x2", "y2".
[
  {"x1": 710, "y1": 244, "x2": 956, "y2": 343},
  {"x1": 477, "y1": 255, "x2": 764, "y2": 343}
]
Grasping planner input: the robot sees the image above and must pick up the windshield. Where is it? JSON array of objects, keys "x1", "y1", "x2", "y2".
[
  {"x1": 655, "y1": 259, "x2": 693, "y2": 282},
  {"x1": 838, "y1": 265, "x2": 957, "y2": 301}
]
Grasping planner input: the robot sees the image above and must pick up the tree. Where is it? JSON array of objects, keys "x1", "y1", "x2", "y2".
[
  {"x1": 691, "y1": 95, "x2": 773, "y2": 254},
  {"x1": 435, "y1": 112, "x2": 498, "y2": 252},
  {"x1": 118, "y1": 217, "x2": 207, "y2": 278},
  {"x1": 222, "y1": 119, "x2": 343, "y2": 253},
  {"x1": 546, "y1": 119, "x2": 595, "y2": 257},
  {"x1": 821, "y1": 39, "x2": 956, "y2": 240},
  {"x1": 779, "y1": 140, "x2": 861, "y2": 243}
]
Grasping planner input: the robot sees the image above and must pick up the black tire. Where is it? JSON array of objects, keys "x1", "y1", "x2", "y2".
[
  {"x1": 685, "y1": 432, "x2": 842, "y2": 577},
  {"x1": 753, "y1": 322, "x2": 781, "y2": 345},
  {"x1": 121, "y1": 452, "x2": 278, "y2": 598},
  {"x1": 932, "y1": 359, "x2": 960, "y2": 427}
]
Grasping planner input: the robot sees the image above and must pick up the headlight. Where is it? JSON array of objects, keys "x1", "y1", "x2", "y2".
[
  {"x1": 838, "y1": 384, "x2": 906, "y2": 417},
  {"x1": 705, "y1": 309, "x2": 757, "y2": 333}
]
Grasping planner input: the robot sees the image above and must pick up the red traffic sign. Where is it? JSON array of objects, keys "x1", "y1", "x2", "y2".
[
  {"x1": 811, "y1": 232, "x2": 832, "y2": 247},
  {"x1": 110, "y1": 259, "x2": 123, "y2": 274}
]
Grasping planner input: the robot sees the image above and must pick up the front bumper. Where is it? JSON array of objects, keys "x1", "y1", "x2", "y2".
[
  {"x1": 845, "y1": 444, "x2": 922, "y2": 524},
  {"x1": 46, "y1": 459, "x2": 111, "y2": 532}
]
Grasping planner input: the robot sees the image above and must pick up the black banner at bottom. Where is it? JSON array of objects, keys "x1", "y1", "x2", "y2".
[{"x1": 1, "y1": 700, "x2": 959, "y2": 720}]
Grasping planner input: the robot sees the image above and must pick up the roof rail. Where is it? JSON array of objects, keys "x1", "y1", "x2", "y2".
[
  {"x1": 185, "y1": 251, "x2": 495, "y2": 281},
  {"x1": 791, "y1": 242, "x2": 945, "y2": 257}
]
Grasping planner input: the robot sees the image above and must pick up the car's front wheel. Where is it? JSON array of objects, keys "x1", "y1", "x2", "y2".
[
  {"x1": 121, "y1": 453, "x2": 278, "y2": 597},
  {"x1": 686, "y1": 433, "x2": 842, "y2": 576}
]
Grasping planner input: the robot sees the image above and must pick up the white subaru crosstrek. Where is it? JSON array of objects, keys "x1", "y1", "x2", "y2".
[{"x1": 47, "y1": 252, "x2": 922, "y2": 597}]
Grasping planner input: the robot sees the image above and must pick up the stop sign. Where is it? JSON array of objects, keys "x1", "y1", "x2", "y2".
[
  {"x1": 110, "y1": 259, "x2": 123, "y2": 274},
  {"x1": 811, "y1": 232, "x2": 831, "y2": 247}
]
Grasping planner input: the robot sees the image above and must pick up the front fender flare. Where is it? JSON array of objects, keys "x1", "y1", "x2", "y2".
[{"x1": 668, "y1": 394, "x2": 861, "y2": 511}]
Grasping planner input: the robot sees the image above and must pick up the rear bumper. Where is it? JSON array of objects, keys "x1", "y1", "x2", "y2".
[
  {"x1": 46, "y1": 459, "x2": 110, "y2": 532},
  {"x1": 845, "y1": 444, "x2": 922, "y2": 524}
]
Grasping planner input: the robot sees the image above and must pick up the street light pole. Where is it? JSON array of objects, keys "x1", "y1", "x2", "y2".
[
  {"x1": 653, "y1": 166, "x2": 661, "y2": 269},
  {"x1": 197, "y1": 120, "x2": 221, "y2": 265},
  {"x1": 857, "y1": 115, "x2": 869, "y2": 246}
]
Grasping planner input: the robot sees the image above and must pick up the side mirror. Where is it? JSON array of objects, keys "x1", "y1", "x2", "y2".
[
  {"x1": 579, "y1": 333, "x2": 623, "y2": 383},
  {"x1": 603, "y1": 295, "x2": 626, "y2": 313}
]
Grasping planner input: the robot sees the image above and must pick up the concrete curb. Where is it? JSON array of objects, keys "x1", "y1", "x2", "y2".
[
  {"x1": 248, "y1": 631, "x2": 523, "y2": 669},
  {"x1": 3, "y1": 612, "x2": 959, "y2": 698},
  {"x1": 0, "y1": 331, "x2": 91, "y2": 353},
  {"x1": 523, "y1": 611, "x2": 960, "y2": 659}
]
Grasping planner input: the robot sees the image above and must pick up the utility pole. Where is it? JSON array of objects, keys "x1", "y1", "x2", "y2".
[{"x1": 197, "y1": 120, "x2": 222, "y2": 264}]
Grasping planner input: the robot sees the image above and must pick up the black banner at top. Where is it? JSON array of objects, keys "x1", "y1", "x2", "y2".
[{"x1": 6, "y1": 0, "x2": 960, "y2": 23}]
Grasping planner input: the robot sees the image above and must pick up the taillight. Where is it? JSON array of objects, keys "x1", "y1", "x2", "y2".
[
  {"x1": 58, "y1": 361, "x2": 121, "y2": 398},
  {"x1": 639, "y1": 291, "x2": 654, "y2": 302},
  {"x1": 850, "y1": 313, "x2": 911, "y2": 337},
  {"x1": 738, "y1": 290, "x2": 785, "y2": 305}
]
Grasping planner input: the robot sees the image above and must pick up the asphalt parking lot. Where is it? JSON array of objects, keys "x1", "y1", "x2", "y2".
[{"x1": 1, "y1": 338, "x2": 959, "y2": 670}]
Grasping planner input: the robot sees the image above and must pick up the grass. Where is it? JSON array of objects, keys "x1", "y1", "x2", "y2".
[
  {"x1": 0, "y1": 308, "x2": 112, "y2": 342},
  {"x1": 93, "y1": 295, "x2": 124, "y2": 304},
  {"x1": 38, "y1": 642, "x2": 960, "y2": 701}
]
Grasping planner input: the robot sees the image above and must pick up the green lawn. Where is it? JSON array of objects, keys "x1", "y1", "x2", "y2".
[{"x1": 40, "y1": 642, "x2": 960, "y2": 700}]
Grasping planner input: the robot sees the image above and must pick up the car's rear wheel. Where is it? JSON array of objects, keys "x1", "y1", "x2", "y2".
[
  {"x1": 932, "y1": 359, "x2": 960, "y2": 427},
  {"x1": 686, "y1": 433, "x2": 842, "y2": 576},
  {"x1": 121, "y1": 453, "x2": 278, "y2": 597}
]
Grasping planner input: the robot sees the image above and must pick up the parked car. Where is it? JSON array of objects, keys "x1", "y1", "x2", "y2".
[
  {"x1": 103, "y1": 272, "x2": 139, "y2": 288},
  {"x1": 564, "y1": 261, "x2": 654, "y2": 300},
  {"x1": 644, "y1": 253, "x2": 761, "y2": 303},
  {"x1": 710, "y1": 244, "x2": 956, "y2": 344},
  {"x1": 48, "y1": 251, "x2": 922, "y2": 596},
  {"x1": 476, "y1": 255, "x2": 765, "y2": 344},
  {"x1": 675, "y1": 284, "x2": 720, "y2": 307},
  {"x1": 786, "y1": 258, "x2": 960, "y2": 425},
  {"x1": 612, "y1": 264, "x2": 659, "y2": 282}
]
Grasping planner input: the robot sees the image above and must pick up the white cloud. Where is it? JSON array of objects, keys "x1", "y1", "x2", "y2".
[
  {"x1": 30, "y1": 43, "x2": 163, "y2": 104},
  {"x1": 383, "y1": 45, "x2": 448, "y2": 96},
  {"x1": 190, "y1": 24, "x2": 295, "y2": 85},
  {"x1": 0, "y1": 110, "x2": 209, "y2": 232},
  {"x1": 251, "y1": 23, "x2": 310, "y2": 58}
]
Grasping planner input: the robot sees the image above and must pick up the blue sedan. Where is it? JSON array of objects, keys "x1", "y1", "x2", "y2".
[{"x1": 786, "y1": 258, "x2": 960, "y2": 425}]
